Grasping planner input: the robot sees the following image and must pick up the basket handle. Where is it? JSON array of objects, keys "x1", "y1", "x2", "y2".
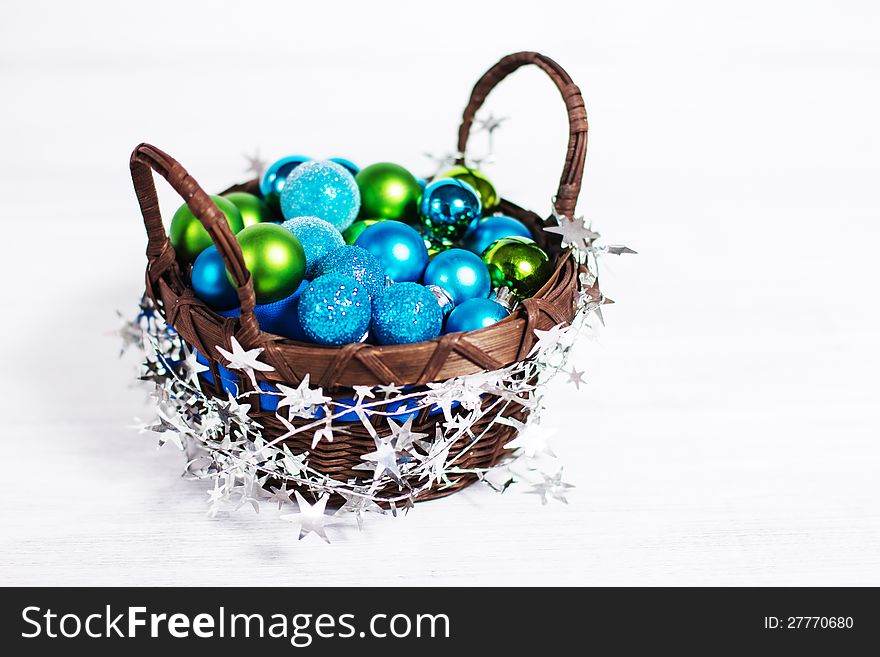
[
  {"x1": 129, "y1": 143, "x2": 261, "y2": 344},
  {"x1": 457, "y1": 51, "x2": 588, "y2": 221}
]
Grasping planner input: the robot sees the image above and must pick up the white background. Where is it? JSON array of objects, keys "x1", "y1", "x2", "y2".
[{"x1": 1, "y1": 0, "x2": 878, "y2": 585}]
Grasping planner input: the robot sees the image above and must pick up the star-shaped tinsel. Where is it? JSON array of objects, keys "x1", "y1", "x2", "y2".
[
  {"x1": 529, "y1": 470, "x2": 575, "y2": 505},
  {"x1": 565, "y1": 366, "x2": 586, "y2": 389},
  {"x1": 544, "y1": 214, "x2": 600, "y2": 250},
  {"x1": 357, "y1": 436, "x2": 403, "y2": 484},
  {"x1": 336, "y1": 488, "x2": 385, "y2": 531},
  {"x1": 282, "y1": 492, "x2": 331, "y2": 543},
  {"x1": 179, "y1": 343, "x2": 209, "y2": 387},
  {"x1": 386, "y1": 416, "x2": 428, "y2": 453},
  {"x1": 215, "y1": 337, "x2": 274, "y2": 388},
  {"x1": 269, "y1": 483, "x2": 293, "y2": 510},
  {"x1": 276, "y1": 374, "x2": 331, "y2": 418},
  {"x1": 243, "y1": 149, "x2": 267, "y2": 179},
  {"x1": 527, "y1": 323, "x2": 570, "y2": 358}
]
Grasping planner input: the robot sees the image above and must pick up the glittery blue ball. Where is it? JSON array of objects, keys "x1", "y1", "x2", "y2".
[
  {"x1": 444, "y1": 298, "x2": 510, "y2": 334},
  {"x1": 296, "y1": 274, "x2": 371, "y2": 345},
  {"x1": 461, "y1": 215, "x2": 533, "y2": 255},
  {"x1": 371, "y1": 282, "x2": 443, "y2": 345},
  {"x1": 279, "y1": 160, "x2": 361, "y2": 230},
  {"x1": 354, "y1": 220, "x2": 428, "y2": 282},
  {"x1": 191, "y1": 245, "x2": 239, "y2": 310},
  {"x1": 423, "y1": 248, "x2": 491, "y2": 305},
  {"x1": 217, "y1": 279, "x2": 310, "y2": 341},
  {"x1": 329, "y1": 157, "x2": 360, "y2": 176},
  {"x1": 312, "y1": 245, "x2": 386, "y2": 300},
  {"x1": 419, "y1": 178, "x2": 482, "y2": 242},
  {"x1": 260, "y1": 155, "x2": 311, "y2": 196},
  {"x1": 281, "y1": 216, "x2": 345, "y2": 279}
]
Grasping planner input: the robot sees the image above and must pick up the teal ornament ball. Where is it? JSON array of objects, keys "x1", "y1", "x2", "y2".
[
  {"x1": 191, "y1": 245, "x2": 239, "y2": 310},
  {"x1": 461, "y1": 215, "x2": 532, "y2": 255},
  {"x1": 371, "y1": 282, "x2": 442, "y2": 345},
  {"x1": 281, "y1": 216, "x2": 345, "y2": 279},
  {"x1": 354, "y1": 220, "x2": 428, "y2": 282},
  {"x1": 419, "y1": 178, "x2": 481, "y2": 242},
  {"x1": 444, "y1": 298, "x2": 509, "y2": 334},
  {"x1": 423, "y1": 248, "x2": 491, "y2": 305},
  {"x1": 296, "y1": 274, "x2": 371, "y2": 345},
  {"x1": 312, "y1": 245, "x2": 385, "y2": 300},
  {"x1": 280, "y1": 160, "x2": 360, "y2": 230},
  {"x1": 260, "y1": 155, "x2": 311, "y2": 197}
]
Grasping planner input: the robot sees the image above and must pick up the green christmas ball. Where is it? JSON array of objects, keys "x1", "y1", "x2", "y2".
[
  {"x1": 439, "y1": 165, "x2": 498, "y2": 211},
  {"x1": 222, "y1": 191, "x2": 272, "y2": 228},
  {"x1": 343, "y1": 218, "x2": 383, "y2": 245},
  {"x1": 169, "y1": 195, "x2": 244, "y2": 265},
  {"x1": 481, "y1": 236, "x2": 553, "y2": 298},
  {"x1": 355, "y1": 163, "x2": 421, "y2": 222},
  {"x1": 232, "y1": 223, "x2": 306, "y2": 304}
]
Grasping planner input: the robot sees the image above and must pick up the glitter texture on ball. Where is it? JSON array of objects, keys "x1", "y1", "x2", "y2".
[
  {"x1": 281, "y1": 216, "x2": 345, "y2": 279},
  {"x1": 312, "y1": 245, "x2": 386, "y2": 300},
  {"x1": 296, "y1": 274, "x2": 371, "y2": 345},
  {"x1": 279, "y1": 160, "x2": 361, "y2": 231},
  {"x1": 371, "y1": 282, "x2": 443, "y2": 345}
]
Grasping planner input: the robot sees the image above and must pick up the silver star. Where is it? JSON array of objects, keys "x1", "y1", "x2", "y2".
[
  {"x1": 269, "y1": 483, "x2": 293, "y2": 510},
  {"x1": 179, "y1": 344, "x2": 209, "y2": 387},
  {"x1": 387, "y1": 416, "x2": 428, "y2": 453},
  {"x1": 602, "y1": 244, "x2": 637, "y2": 255},
  {"x1": 544, "y1": 215, "x2": 600, "y2": 250},
  {"x1": 276, "y1": 374, "x2": 331, "y2": 418},
  {"x1": 336, "y1": 489, "x2": 385, "y2": 531},
  {"x1": 529, "y1": 470, "x2": 575, "y2": 505},
  {"x1": 216, "y1": 337, "x2": 274, "y2": 388},
  {"x1": 528, "y1": 323, "x2": 570, "y2": 357},
  {"x1": 244, "y1": 149, "x2": 267, "y2": 179},
  {"x1": 282, "y1": 492, "x2": 331, "y2": 543},
  {"x1": 565, "y1": 366, "x2": 586, "y2": 389},
  {"x1": 377, "y1": 383, "x2": 403, "y2": 398},
  {"x1": 358, "y1": 438, "x2": 403, "y2": 484},
  {"x1": 476, "y1": 112, "x2": 507, "y2": 133}
]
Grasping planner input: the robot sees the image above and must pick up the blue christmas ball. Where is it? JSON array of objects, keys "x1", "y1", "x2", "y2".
[
  {"x1": 329, "y1": 157, "x2": 360, "y2": 176},
  {"x1": 461, "y1": 215, "x2": 533, "y2": 255},
  {"x1": 354, "y1": 220, "x2": 428, "y2": 283},
  {"x1": 371, "y1": 282, "x2": 442, "y2": 345},
  {"x1": 191, "y1": 245, "x2": 239, "y2": 310},
  {"x1": 423, "y1": 248, "x2": 491, "y2": 305},
  {"x1": 281, "y1": 216, "x2": 345, "y2": 279},
  {"x1": 296, "y1": 274, "x2": 372, "y2": 345},
  {"x1": 444, "y1": 298, "x2": 510, "y2": 334},
  {"x1": 279, "y1": 160, "x2": 360, "y2": 230},
  {"x1": 419, "y1": 178, "x2": 481, "y2": 242},
  {"x1": 260, "y1": 155, "x2": 311, "y2": 197},
  {"x1": 217, "y1": 279, "x2": 310, "y2": 341},
  {"x1": 312, "y1": 245, "x2": 386, "y2": 300}
]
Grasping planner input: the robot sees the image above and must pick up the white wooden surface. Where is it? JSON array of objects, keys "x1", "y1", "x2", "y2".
[{"x1": 1, "y1": 0, "x2": 879, "y2": 585}]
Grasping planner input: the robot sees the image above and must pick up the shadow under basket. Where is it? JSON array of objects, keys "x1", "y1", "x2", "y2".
[{"x1": 129, "y1": 51, "x2": 588, "y2": 504}]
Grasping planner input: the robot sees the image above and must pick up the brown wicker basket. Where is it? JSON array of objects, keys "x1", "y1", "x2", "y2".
[{"x1": 129, "y1": 51, "x2": 588, "y2": 502}]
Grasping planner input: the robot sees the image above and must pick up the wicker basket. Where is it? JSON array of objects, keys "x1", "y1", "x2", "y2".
[{"x1": 129, "y1": 51, "x2": 588, "y2": 502}]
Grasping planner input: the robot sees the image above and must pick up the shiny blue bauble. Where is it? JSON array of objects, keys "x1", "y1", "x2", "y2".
[
  {"x1": 419, "y1": 178, "x2": 482, "y2": 242},
  {"x1": 329, "y1": 157, "x2": 360, "y2": 176},
  {"x1": 218, "y1": 279, "x2": 309, "y2": 341},
  {"x1": 371, "y1": 282, "x2": 443, "y2": 345},
  {"x1": 296, "y1": 274, "x2": 371, "y2": 345},
  {"x1": 423, "y1": 248, "x2": 491, "y2": 305},
  {"x1": 416, "y1": 177, "x2": 428, "y2": 192},
  {"x1": 279, "y1": 160, "x2": 361, "y2": 231},
  {"x1": 312, "y1": 245, "x2": 386, "y2": 300},
  {"x1": 260, "y1": 155, "x2": 311, "y2": 197},
  {"x1": 461, "y1": 215, "x2": 533, "y2": 255},
  {"x1": 191, "y1": 245, "x2": 239, "y2": 310},
  {"x1": 444, "y1": 298, "x2": 510, "y2": 334},
  {"x1": 354, "y1": 220, "x2": 428, "y2": 283},
  {"x1": 281, "y1": 216, "x2": 345, "y2": 279}
]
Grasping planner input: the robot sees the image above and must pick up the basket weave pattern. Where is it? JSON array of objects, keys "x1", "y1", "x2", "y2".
[{"x1": 130, "y1": 51, "x2": 588, "y2": 501}]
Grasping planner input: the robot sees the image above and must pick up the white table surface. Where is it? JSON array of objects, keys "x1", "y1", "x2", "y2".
[{"x1": 1, "y1": 0, "x2": 878, "y2": 586}]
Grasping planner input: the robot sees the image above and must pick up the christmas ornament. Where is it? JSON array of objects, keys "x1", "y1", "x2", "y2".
[
  {"x1": 444, "y1": 298, "x2": 510, "y2": 334},
  {"x1": 312, "y1": 245, "x2": 385, "y2": 300},
  {"x1": 260, "y1": 155, "x2": 310, "y2": 196},
  {"x1": 280, "y1": 160, "x2": 360, "y2": 230},
  {"x1": 426, "y1": 284, "x2": 455, "y2": 319},
  {"x1": 233, "y1": 223, "x2": 306, "y2": 304},
  {"x1": 222, "y1": 191, "x2": 272, "y2": 228},
  {"x1": 342, "y1": 218, "x2": 382, "y2": 245},
  {"x1": 439, "y1": 165, "x2": 498, "y2": 210},
  {"x1": 219, "y1": 280, "x2": 309, "y2": 341},
  {"x1": 355, "y1": 162, "x2": 421, "y2": 222},
  {"x1": 329, "y1": 157, "x2": 360, "y2": 176},
  {"x1": 296, "y1": 274, "x2": 371, "y2": 345},
  {"x1": 481, "y1": 236, "x2": 553, "y2": 298},
  {"x1": 461, "y1": 214, "x2": 532, "y2": 255},
  {"x1": 191, "y1": 245, "x2": 239, "y2": 311},
  {"x1": 354, "y1": 220, "x2": 428, "y2": 283},
  {"x1": 371, "y1": 283, "x2": 443, "y2": 345},
  {"x1": 419, "y1": 178, "x2": 481, "y2": 242},
  {"x1": 169, "y1": 195, "x2": 244, "y2": 265},
  {"x1": 422, "y1": 248, "x2": 491, "y2": 305},
  {"x1": 281, "y1": 216, "x2": 345, "y2": 278}
]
